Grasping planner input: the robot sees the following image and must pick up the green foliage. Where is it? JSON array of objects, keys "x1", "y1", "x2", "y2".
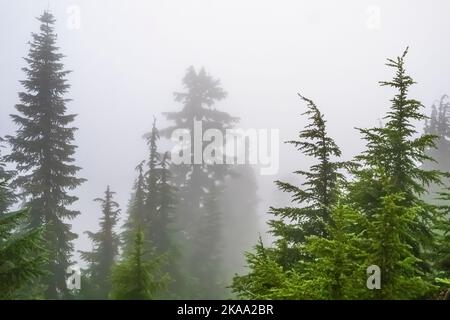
[
  {"x1": 110, "y1": 230, "x2": 169, "y2": 300},
  {"x1": 0, "y1": 181, "x2": 47, "y2": 299},
  {"x1": 267, "y1": 94, "x2": 347, "y2": 268},
  {"x1": 234, "y1": 49, "x2": 444, "y2": 300}
]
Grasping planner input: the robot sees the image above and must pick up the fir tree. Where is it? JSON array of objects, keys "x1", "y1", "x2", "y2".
[
  {"x1": 294, "y1": 203, "x2": 366, "y2": 300},
  {"x1": 423, "y1": 95, "x2": 450, "y2": 202},
  {"x1": 268, "y1": 94, "x2": 347, "y2": 268},
  {"x1": 0, "y1": 182, "x2": 47, "y2": 299},
  {"x1": 349, "y1": 48, "x2": 443, "y2": 274},
  {"x1": 110, "y1": 230, "x2": 168, "y2": 300},
  {"x1": 231, "y1": 237, "x2": 287, "y2": 299},
  {"x1": 122, "y1": 161, "x2": 147, "y2": 253},
  {"x1": 144, "y1": 117, "x2": 160, "y2": 247},
  {"x1": 0, "y1": 138, "x2": 15, "y2": 213},
  {"x1": 190, "y1": 182, "x2": 224, "y2": 299},
  {"x1": 5, "y1": 11, "x2": 85, "y2": 298},
  {"x1": 162, "y1": 67, "x2": 238, "y2": 297},
  {"x1": 156, "y1": 152, "x2": 177, "y2": 254},
  {"x1": 364, "y1": 179, "x2": 433, "y2": 299},
  {"x1": 80, "y1": 186, "x2": 120, "y2": 299}
]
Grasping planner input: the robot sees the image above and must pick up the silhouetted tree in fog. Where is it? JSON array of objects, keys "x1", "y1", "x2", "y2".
[{"x1": 5, "y1": 11, "x2": 85, "y2": 298}]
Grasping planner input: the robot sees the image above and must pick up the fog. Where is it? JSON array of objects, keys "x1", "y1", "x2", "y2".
[{"x1": 2, "y1": 0, "x2": 450, "y2": 270}]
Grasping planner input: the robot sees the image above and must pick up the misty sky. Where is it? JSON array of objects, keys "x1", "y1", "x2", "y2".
[{"x1": 2, "y1": 0, "x2": 450, "y2": 265}]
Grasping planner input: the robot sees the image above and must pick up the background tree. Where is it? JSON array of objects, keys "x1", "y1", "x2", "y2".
[
  {"x1": 80, "y1": 186, "x2": 120, "y2": 299},
  {"x1": 5, "y1": 11, "x2": 85, "y2": 298},
  {"x1": 162, "y1": 66, "x2": 238, "y2": 297},
  {"x1": 190, "y1": 182, "x2": 224, "y2": 299},
  {"x1": 110, "y1": 230, "x2": 168, "y2": 300},
  {"x1": 122, "y1": 161, "x2": 147, "y2": 253}
]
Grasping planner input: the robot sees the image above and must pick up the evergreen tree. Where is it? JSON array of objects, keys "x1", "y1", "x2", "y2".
[
  {"x1": 110, "y1": 230, "x2": 168, "y2": 300},
  {"x1": 122, "y1": 161, "x2": 147, "y2": 253},
  {"x1": 232, "y1": 95, "x2": 348, "y2": 298},
  {"x1": 0, "y1": 138, "x2": 15, "y2": 214},
  {"x1": 190, "y1": 182, "x2": 224, "y2": 299},
  {"x1": 156, "y1": 152, "x2": 177, "y2": 254},
  {"x1": 423, "y1": 95, "x2": 450, "y2": 203},
  {"x1": 231, "y1": 237, "x2": 288, "y2": 299},
  {"x1": 144, "y1": 117, "x2": 160, "y2": 247},
  {"x1": 5, "y1": 11, "x2": 85, "y2": 298},
  {"x1": 293, "y1": 203, "x2": 366, "y2": 300},
  {"x1": 268, "y1": 94, "x2": 347, "y2": 268},
  {"x1": 80, "y1": 186, "x2": 120, "y2": 299},
  {"x1": 364, "y1": 177, "x2": 433, "y2": 299},
  {"x1": 349, "y1": 48, "x2": 443, "y2": 275},
  {"x1": 0, "y1": 182, "x2": 47, "y2": 299},
  {"x1": 162, "y1": 67, "x2": 238, "y2": 297}
]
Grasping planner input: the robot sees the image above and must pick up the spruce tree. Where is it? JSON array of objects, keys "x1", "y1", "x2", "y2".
[
  {"x1": 144, "y1": 117, "x2": 160, "y2": 247},
  {"x1": 268, "y1": 94, "x2": 347, "y2": 268},
  {"x1": 80, "y1": 186, "x2": 120, "y2": 299},
  {"x1": 423, "y1": 95, "x2": 450, "y2": 203},
  {"x1": 232, "y1": 95, "x2": 348, "y2": 298},
  {"x1": 122, "y1": 161, "x2": 147, "y2": 253},
  {"x1": 156, "y1": 152, "x2": 177, "y2": 254},
  {"x1": 0, "y1": 138, "x2": 15, "y2": 213},
  {"x1": 349, "y1": 48, "x2": 443, "y2": 275},
  {"x1": 190, "y1": 182, "x2": 224, "y2": 299},
  {"x1": 364, "y1": 177, "x2": 433, "y2": 299},
  {"x1": 162, "y1": 67, "x2": 237, "y2": 297},
  {"x1": 162, "y1": 66, "x2": 237, "y2": 241},
  {"x1": 5, "y1": 11, "x2": 85, "y2": 298}
]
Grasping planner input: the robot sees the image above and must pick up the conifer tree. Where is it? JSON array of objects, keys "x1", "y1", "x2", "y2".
[
  {"x1": 156, "y1": 152, "x2": 177, "y2": 254},
  {"x1": 0, "y1": 181, "x2": 47, "y2": 299},
  {"x1": 231, "y1": 237, "x2": 287, "y2": 299},
  {"x1": 110, "y1": 230, "x2": 168, "y2": 300},
  {"x1": 190, "y1": 182, "x2": 224, "y2": 298},
  {"x1": 5, "y1": 11, "x2": 85, "y2": 298},
  {"x1": 0, "y1": 138, "x2": 15, "y2": 213},
  {"x1": 145, "y1": 117, "x2": 160, "y2": 246},
  {"x1": 232, "y1": 95, "x2": 348, "y2": 298},
  {"x1": 122, "y1": 161, "x2": 147, "y2": 253},
  {"x1": 293, "y1": 203, "x2": 366, "y2": 300},
  {"x1": 423, "y1": 95, "x2": 450, "y2": 202},
  {"x1": 162, "y1": 67, "x2": 238, "y2": 297},
  {"x1": 349, "y1": 48, "x2": 443, "y2": 273},
  {"x1": 268, "y1": 94, "x2": 347, "y2": 268},
  {"x1": 162, "y1": 67, "x2": 237, "y2": 243},
  {"x1": 80, "y1": 186, "x2": 120, "y2": 299},
  {"x1": 364, "y1": 177, "x2": 433, "y2": 299}
]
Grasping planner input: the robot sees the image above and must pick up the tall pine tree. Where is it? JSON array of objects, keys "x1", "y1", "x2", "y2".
[{"x1": 5, "y1": 11, "x2": 85, "y2": 298}]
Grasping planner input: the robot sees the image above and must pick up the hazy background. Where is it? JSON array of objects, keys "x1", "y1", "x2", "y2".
[{"x1": 1, "y1": 0, "x2": 450, "y2": 266}]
